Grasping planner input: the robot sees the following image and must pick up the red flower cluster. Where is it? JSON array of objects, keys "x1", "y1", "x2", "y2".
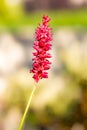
[{"x1": 30, "y1": 15, "x2": 52, "y2": 83}]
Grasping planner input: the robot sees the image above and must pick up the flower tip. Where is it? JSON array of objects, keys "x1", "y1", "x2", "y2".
[{"x1": 43, "y1": 15, "x2": 51, "y2": 23}]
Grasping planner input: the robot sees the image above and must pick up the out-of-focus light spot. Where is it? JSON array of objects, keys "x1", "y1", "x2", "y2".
[
  {"x1": 4, "y1": 108, "x2": 21, "y2": 130},
  {"x1": 5, "y1": 0, "x2": 21, "y2": 7},
  {"x1": 0, "y1": 78, "x2": 8, "y2": 95},
  {"x1": 71, "y1": 123, "x2": 85, "y2": 130},
  {"x1": 0, "y1": 33, "x2": 24, "y2": 74},
  {"x1": 69, "y1": 0, "x2": 84, "y2": 6}
]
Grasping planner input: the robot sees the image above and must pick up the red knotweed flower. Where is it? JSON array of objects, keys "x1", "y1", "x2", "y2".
[{"x1": 30, "y1": 15, "x2": 52, "y2": 83}]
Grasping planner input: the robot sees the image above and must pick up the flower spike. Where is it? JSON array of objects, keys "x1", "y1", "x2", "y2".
[{"x1": 30, "y1": 15, "x2": 52, "y2": 83}]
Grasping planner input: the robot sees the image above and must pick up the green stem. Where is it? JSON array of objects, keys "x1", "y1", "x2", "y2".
[{"x1": 18, "y1": 85, "x2": 36, "y2": 130}]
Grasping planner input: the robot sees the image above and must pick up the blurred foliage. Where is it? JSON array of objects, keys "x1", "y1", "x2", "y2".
[
  {"x1": 0, "y1": 0, "x2": 87, "y2": 30},
  {"x1": 0, "y1": 29, "x2": 87, "y2": 129},
  {"x1": 2, "y1": 69, "x2": 83, "y2": 129},
  {"x1": 0, "y1": 0, "x2": 23, "y2": 28}
]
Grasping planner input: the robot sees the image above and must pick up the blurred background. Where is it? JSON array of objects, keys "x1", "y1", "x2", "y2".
[{"x1": 0, "y1": 0, "x2": 87, "y2": 130}]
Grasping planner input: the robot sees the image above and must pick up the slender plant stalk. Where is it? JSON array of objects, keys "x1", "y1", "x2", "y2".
[{"x1": 18, "y1": 85, "x2": 36, "y2": 130}]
